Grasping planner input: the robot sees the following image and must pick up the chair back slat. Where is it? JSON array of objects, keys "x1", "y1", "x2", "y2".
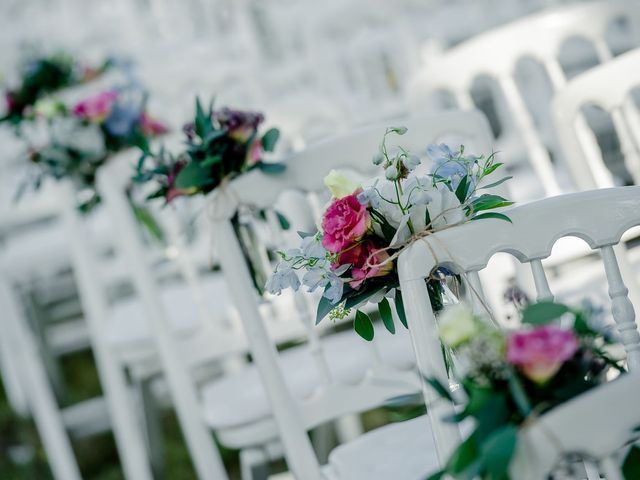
[
  {"x1": 530, "y1": 258, "x2": 554, "y2": 302},
  {"x1": 398, "y1": 186, "x2": 640, "y2": 465},
  {"x1": 210, "y1": 111, "x2": 496, "y2": 474},
  {"x1": 411, "y1": 1, "x2": 640, "y2": 196},
  {"x1": 553, "y1": 47, "x2": 640, "y2": 189},
  {"x1": 600, "y1": 244, "x2": 640, "y2": 369}
]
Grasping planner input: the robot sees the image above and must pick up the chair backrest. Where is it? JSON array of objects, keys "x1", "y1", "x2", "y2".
[
  {"x1": 409, "y1": 0, "x2": 640, "y2": 197},
  {"x1": 553, "y1": 47, "x2": 640, "y2": 190},
  {"x1": 511, "y1": 371, "x2": 640, "y2": 479},
  {"x1": 397, "y1": 186, "x2": 640, "y2": 463},
  {"x1": 211, "y1": 110, "x2": 496, "y2": 479}
]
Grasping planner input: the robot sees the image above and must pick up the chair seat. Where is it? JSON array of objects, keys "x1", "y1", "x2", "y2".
[
  {"x1": 326, "y1": 415, "x2": 438, "y2": 480},
  {"x1": 201, "y1": 326, "x2": 417, "y2": 430},
  {"x1": 106, "y1": 274, "x2": 231, "y2": 349}
]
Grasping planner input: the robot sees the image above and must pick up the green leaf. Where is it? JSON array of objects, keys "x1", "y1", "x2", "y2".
[
  {"x1": 354, "y1": 310, "x2": 374, "y2": 341},
  {"x1": 194, "y1": 97, "x2": 208, "y2": 138},
  {"x1": 471, "y1": 212, "x2": 512, "y2": 223},
  {"x1": 425, "y1": 377, "x2": 453, "y2": 402},
  {"x1": 506, "y1": 368, "x2": 532, "y2": 417},
  {"x1": 469, "y1": 194, "x2": 513, "y2": 214},
  {"x1": 316, "y1": 295, "x2": 335, "y2": 325},
  {"x1": 454, "y1": 175, "x2": 469, "y2": 203},
  {"x1": 446, "y1": 435, "x2": 480, "y2": 475},
  {"x1": 521, "y1": 301, "x2": 570, "y2": 325},
  {"x1": 344, "y1": 287, "x2": 384, "y2": 309},
  {"x1": 480, "y1": 425, "x2": 518, "y2": 480},
  {"x1": 261, "y1": 128, "x2": 280, "y2": 152},
  {"x1": 257, "y1": 162, "x2": 286, "y2": 174},
  {"x1": 480, "y1": 176, "x2": 512, "y2": 190},
  {"x1": 275, "y1": 211, "x2": 290, "y2": 230},
  {"x1": 175, "y1": 161, "x2": 213, "y2": 189},
  {"x1": 133, "y1": 205, "x2": 164, "y2": 243},
  {"x1": 482, "y1": 162, "x2": 504, "y2": 176},
  {"x1": 395, "y1": 290, "x2": 408, "y2": 329},
  {"x1": 624, "y1": 446, "x2": 640, "y2": 480},
  {"x1": 201, "y1": 154, "x2": 222, "y2": 168},
  {"x1": 378, "y1": 298, "x2": 395, "y2": 334},
  {"x1": 426, "y1": 471, "x2": 445, "y2": 480}
]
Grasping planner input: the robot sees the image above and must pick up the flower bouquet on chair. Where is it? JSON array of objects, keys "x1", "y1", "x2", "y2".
[
  {"x1": 132, "y1": 98, "x2": 281, "y2": 203},
  {"x1": 1, "y1": 50, "x2": 113, "y2": 126},
  {"x1": 133, "y1": 98, "x2": 283, "y2": 291},
  {"x1": 428, "y1": 301, "x2": 630, "y2": 480},
  {"x1": 20, "y1": 85, "x2": 168, "y2": 213},
  {"x1": 266, "y1": 126, "x2": 514, "y2": 340}
]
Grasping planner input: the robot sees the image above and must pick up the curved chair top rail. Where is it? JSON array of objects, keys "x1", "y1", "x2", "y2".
[
  {"x1": 552, "y1": 46, "x2": 640, "y2": 118},
  {"x1": 511, "y1": 371, "x2": 640, "y2": 479},
  {"x1": 410, "y1": 0, "x2": 640, "y2": 91},
  {"x1": 227, "y1": 109, "x2": 493, "y2": 209},
  {"x1": 398, "y1": 186, "x2": 640, "y2": 280}
]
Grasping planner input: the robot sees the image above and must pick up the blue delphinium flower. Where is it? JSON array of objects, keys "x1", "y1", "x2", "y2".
[
  {"x1": 104, "y1": 103, "x2": 141, "y2": 137},
  {"x1": 265, "y1": 264, "x2": 300, "y2": 295}
]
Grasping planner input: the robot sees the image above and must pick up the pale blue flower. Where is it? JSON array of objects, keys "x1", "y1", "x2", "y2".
[
  {"x1": 104, "y1": 103, "x2": 141, "y2": 137},
  {"x1": 324, "y1": 275, "x2": 344, "y2": 304},
  {"x1": 426, "y1": 143, "x2": 455, "y2": 161},
  {"x1": 266, "y1": 264, "x2": 300, "y2": 295},
  {"x1": 404, "y1": 154, "x2": 421, "y2": 171},
  {"x1": 385, "y1": 165, "x2": 399, "y2": 180},
  {"x1": 357, "y1": 187, "x2": 381, "y2": 208},
  {"x1": 301, "y1": 235, "x2": 326, "y2": 259}
]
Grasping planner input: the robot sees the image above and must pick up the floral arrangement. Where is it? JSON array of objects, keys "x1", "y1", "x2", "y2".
[
  {"x1": 266, "y1": 126, "x2": 513, "y2": 340},
  {"x1": 133, "y1": 98, "x2": 281, "y2": 203},
  {"x1": 1, "y1": 51, "x2": 112, "y2": 125},
  {"x1": 21, "y1": 86, "x2": 168, "y2": 211},
  {"x1": 428, "y1": 301, "x2": 625, "y2": 480}
]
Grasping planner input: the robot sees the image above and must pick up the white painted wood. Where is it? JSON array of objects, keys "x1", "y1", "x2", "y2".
[
  {"x1": 58, "y1": 181, "x2": 154, "y2": 480},
  {"x1": 510, "y1": 372, "x2": 640, "y2": 479},
  {"x1": 0, "y1": 278, "x2": 82, "y2": 480},
  {"x1": 398, "y1": 186, "x2": 640, "y2": 464},
  {"x1": 553, "y1": 47, "x2": 640, "y2": 190},
  {"x1": 97, "y1": 169, "x2": 229, "y2": 480},
  {"x1": 410, "y1": 0, "x2": 640, "y2": 196},
  {"x1": 530, "y1": 258, "x2": 554, "y2": 302}
]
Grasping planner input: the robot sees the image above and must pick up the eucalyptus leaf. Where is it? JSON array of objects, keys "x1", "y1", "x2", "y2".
[
  {"x1": 175, "y1": 161, "x2": 213, "y2": 189},
  {"x1": 261, "y1": 128, "x2": 280, "y2": 152},
  {"x1": 257, "y1": 162, "x2": 286, "y2": 175},
  {"x1": 454, "y1": 174, "x2": 469, "y2": 203},
  {"x1": 480, "y1": 425, "x2": 518, "y2": 480},
  {"x1": 395, "y1": 290, "x2": 408, "y2": 329},
  {"x1": 379, "y1": 298, "x2": 395, "y2": 334},
  {"x1": 316, "y1": 295, "x2": 334, "y2": 325},
  {"x1": 471, "y1": 212, "x2": 512, "y2": 223},
  {"x1": 624, "y1": 446, "x2": 640, "y2": 480},
  {"x1": 522, "y1": 301, "x2": 570, "y2": 325},
  {"x1": 354, "y1": 310, "x2": 374, "y2": 341}
]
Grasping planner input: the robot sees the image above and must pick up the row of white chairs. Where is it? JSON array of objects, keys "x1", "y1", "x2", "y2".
[{"x1": 3, "y1": 1, "x2": 640, "y2": 478}]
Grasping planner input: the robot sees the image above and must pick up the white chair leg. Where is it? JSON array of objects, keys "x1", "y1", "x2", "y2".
[
  {"x1": 0, "y1": 307, "x2": 30, "y2": 417},
  {"x1": 0, "y1": 277, "x2": 82, "y2": 480},
  {"x1": 61, "y1": 196, "x2": 155, "y2": 480},
  {"x1": 240, "y1": 446, "x2": 270, "y2": 480},
  {"x1": 334, "y1": 414, "x2": 364, "y2": 444}
]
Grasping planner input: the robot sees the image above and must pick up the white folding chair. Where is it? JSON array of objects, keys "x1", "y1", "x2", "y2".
[
  {"x1": 553, "y1": 46, "x2": 640, "y2": 190},
  {"x1": 409, "y1": 0, "x2": 640, "y2": 199},
  {"x1": 209, "y1": 110, "x2": 510, "y2": 479},
  {"x1": 398, "y1": 186, "x2": 640, "y2": 462}
]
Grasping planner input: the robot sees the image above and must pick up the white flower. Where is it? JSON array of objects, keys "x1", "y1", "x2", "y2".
[
  {"x1": 438, "y1": 304, "x2": 478, "y2": 347},
  {"x1": 427, "y1": 184, "x2": 465, "y2": 229},
  {"x1": 385, "y1": 165, "x2": 399, "y2": 180},
  {"x1": 324, "y1": 169, "x2": 359, "y2": 198},
  {"x1": 51, "y1": 118, "x2": 105, "y2": 155},
  {"x1": 372, "y1": 152, "x2": 385, "y2": 166},
  {"x1": 266, "y1": 264, "x2": 300, "y2": 295},
  {"x1": 300, "y1": 235, "x2": 326, "y2": 259},
  {"x1": 404, "y1": 154, "x2": 421, "y2": 171}
]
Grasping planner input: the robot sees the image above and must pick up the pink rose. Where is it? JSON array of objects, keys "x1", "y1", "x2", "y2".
[
  {"x1": 337, "y1": 240, "x2": 393, "y2": 289},
  {"x1": 507, "y1": 325, "x2": 578, "y2": 384},
  {"x1": 73, "y1": 90, "x2": 118, "y2": 121},
  {"x1": 321, "y1": 192, "x2": 370, "y2": 253},
  {"x1": 140, "y1": 112, "x2": 169, "y2": 136}
]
